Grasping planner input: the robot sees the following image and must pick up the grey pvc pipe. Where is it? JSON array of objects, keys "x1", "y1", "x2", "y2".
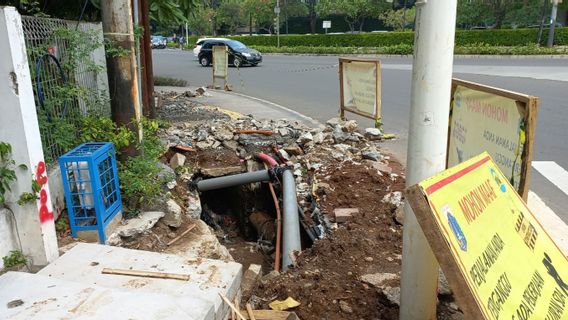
[
  {"x1": 197, "y1": 170, "x2": 270, "y2": 192},
  {"x1": 282, "y1": 169, "x2": 301, "y2": 271}
]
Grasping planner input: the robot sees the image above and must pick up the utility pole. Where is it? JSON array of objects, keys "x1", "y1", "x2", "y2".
[
  {"x1": 139, "y1": 0, "x2": 155, "y2": 118},
  {"x1": 547, "y1": 0, "x2": 559, "y2": 48},
  {"x1": 275, "y1": 0, "x2": 280, "y2": 47},
  {"x1": 399, "y1": 1, "x2": 458, "y2": 319},
  {"x1": 101, "y1": 0, "x2": 142, "y2": 154}
]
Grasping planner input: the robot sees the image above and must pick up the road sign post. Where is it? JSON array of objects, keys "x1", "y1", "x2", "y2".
[
  {"x1": 400, "y1": 1, "x2": 458, "y2": 319},
  {"x1": 323, "y1": 20, "x2": 331, "y2": 34}
]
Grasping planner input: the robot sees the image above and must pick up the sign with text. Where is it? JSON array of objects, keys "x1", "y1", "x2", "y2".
[
  {"x1": 448, "y1": 79, "x2": 538, "y2": 200},
  {"x1": 407, "y1": 152, "x2": 568, "y2": 320},
  {"x1": 323, "y1": 20, "x2": 331, "y2": 29},
  {"x1": 212, "y1": 45, "x2": 228, "y2": 79},
  {"x1": 339, "y1": 58, "x2": 381, "y2": 126}
]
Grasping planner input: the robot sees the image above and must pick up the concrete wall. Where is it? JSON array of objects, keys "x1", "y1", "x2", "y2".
[
  {"x1": 48, "y1": 167, "x2": 65, "y2": 220},
  {"x1": 0, "y1": 7, "x2": 59, "y2": 268},
  {"x1": 0, "y1": 208, "x2": 19, "y2": 269}
]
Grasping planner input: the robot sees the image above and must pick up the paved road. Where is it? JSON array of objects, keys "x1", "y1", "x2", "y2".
[{"x1": 153, "y1": 50, "x2": 568, "y2": 222}]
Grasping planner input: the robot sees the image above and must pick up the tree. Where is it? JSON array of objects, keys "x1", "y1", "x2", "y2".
[
  {"x1": 216, "y1": 0, "x2": 244, "y2": 34},
  {"x1": 379, "y1": 7, "x2": 416, "y2": 31},
  {"x1": 316, "y1": 0, "x2": 389, "y2": 32},
  {"x1": 306, "y1": 0, "x2": 317, "y2": 33},
  {"x1": 187, "y1": 5, "x2": 215, "y2": 35}
]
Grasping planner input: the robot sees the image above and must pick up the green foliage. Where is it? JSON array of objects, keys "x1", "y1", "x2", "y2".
[
  {"x1": 379, "y1": 8, "x2": 416, "y2": 31},
  {"x1": 150, "y1": 0, "x2": 200, "y2": 27},
  {"x1": 223, "y1": 27, "x2": 568, "y2": 48},
  {"x1": 316, "y1": 0, "x2": 389, "y2": 32},
  {"x1": 217, "y1": 0, "x2": 245, "y2": 35},
  {"x1": 17, "y1": 192, "x2": 37, "y2": 206},
  {"x1": 187, "y1": 5, "x2": 215, "y2": 36},
  {"x1": 118, "y1": 118, "x2": 165, "y2": 210},
  {"x1": 55, "y1": 214, "x2": 69, "y2": 233},
  {"x1": 0, "y1": 142, "x2": 17, "y2": 206},
  {"x1": 79, "y1": 116, "x2": 134, "y2": 153},
  {"x1": 2, "y1": 250, "x2": 26, "y2": 269}
]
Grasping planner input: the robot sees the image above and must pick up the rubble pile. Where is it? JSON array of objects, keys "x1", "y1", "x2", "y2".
[{"x1": 55, "y1": 91, "x2": 462, "y2": 320}]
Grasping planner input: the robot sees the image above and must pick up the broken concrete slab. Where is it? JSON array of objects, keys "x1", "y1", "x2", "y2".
[
  {"x1": 333, "y1": 208, "x2": 359, "y2": 223},
  {"x1": 382, "y1": 191, "x2": 403, "y2": 207},
  {"x1": 115, "y1": 211, "x2": 165, "y2": 238},
  {"x1": 170, "y1": 153, "x2": 187, "y2": 170},
  {"x1": 186, "y1": 190, "x2": 202, "y2": 220},
  {"x1": 38, "y1": 243, "x2": 242, "y2": 320},
  {"x1": 200, "y1": 165, "x2": 245, "y2": 177},
  {"x1": 165, "y1": 220, "x2": 233, "y2": 262},
  {"x1": 0, "y1": 272, "x2": 210, "y2": 320},
  {"x1": 241, "y1": 264, "x2": 262, "y2": 301},
  {"x1": 163, "y1": 199, "x2": 183, "y2": 228},
  {"x1": 361, "y1": 273, "x2": 399, "y2": 287}
]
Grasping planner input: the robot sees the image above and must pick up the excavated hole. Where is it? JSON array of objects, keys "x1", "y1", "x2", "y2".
[{"x1": 198, "y1": 178, "x2": 313, "y2": 273}]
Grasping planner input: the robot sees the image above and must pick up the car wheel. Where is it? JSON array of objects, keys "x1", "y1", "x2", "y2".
[
  {"x1": 200, "y1": 56, "x2": 210, "y2": 67},
  {"x1": 234, "y1": 57, "x2": 242, "y2": 68}
]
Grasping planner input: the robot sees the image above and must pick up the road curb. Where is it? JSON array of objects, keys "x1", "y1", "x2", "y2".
[{"x1": 260, "y1": 53, "x2": 568, "y2": 59}]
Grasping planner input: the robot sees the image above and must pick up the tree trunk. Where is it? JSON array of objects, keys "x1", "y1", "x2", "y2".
[
  {"x1": 345, "y1": 17, "x2": 355, "y2": 32},
  {"x1": 309, "y1": 0, "x2": 316, "y2": 33},
  {"x1": 359, "y1": 17, "x2": 365, "y2": 32}
]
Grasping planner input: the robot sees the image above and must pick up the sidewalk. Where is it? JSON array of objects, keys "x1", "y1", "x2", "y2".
[
  {"x1": 155, "y1": 86, "x2": 322, "y2": 128},
  {"x1": 155, "y1": 85, "x2": 568, "y2": 257}
]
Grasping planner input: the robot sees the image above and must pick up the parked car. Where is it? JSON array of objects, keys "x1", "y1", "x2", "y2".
[
  {"x1": 151, "y1": 35, "x2": 166, "y2": 49},
  {"x1": 193, "y1": 37, "x2": 227, "y2": 57},
  {"x1": 198, "y1": 39, "x2": 262, "y2": 68}
]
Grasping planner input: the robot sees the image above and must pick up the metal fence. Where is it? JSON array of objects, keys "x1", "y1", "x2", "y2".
[{"x1": 21, "y1": 15, "x2": 110, "y2": 166}]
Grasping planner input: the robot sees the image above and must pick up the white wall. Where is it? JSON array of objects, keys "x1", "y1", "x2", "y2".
[
  {"x1": 0, "y1": 7, "x2": 59, "y2": 268},
  {"x1": 0, "y1": 208, "x2": 19, "y2": 269}
]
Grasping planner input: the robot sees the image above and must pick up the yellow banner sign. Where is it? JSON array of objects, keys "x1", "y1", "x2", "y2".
[
  {"x1": 449, "y1": 85, "x2": 525, "y2": 191},
  {"x1": 417, "y1": 152, "x2": 568, "y2": 320},
  {"x1": 342, "y1": 60, "x2": 379, "y2": 117}
]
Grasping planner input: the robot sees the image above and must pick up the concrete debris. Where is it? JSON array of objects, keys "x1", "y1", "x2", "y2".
[
  {"x1": 439, "y1": 270, "x2": 452, "y2": 296},
  {"x1": 362, "y1": 150, "x2": 382, "y2": 162},
  {"x1": 342, "y1": 120, "x2": 358, "y2": 133},
  {"x1": 394, "y1": 206, "x2": 404, "y2": 225},
  {"x1": 241, "y1": 264, "x2": 263, "y2": 301},
  {"x1": 364, "y1": 128, "x2": 383, "y2": 140},
  {"x1": 333, "y1": 208, "x2": 358, "y2": 223},
  {"x1": 200, "y1": 165, "x2": 245, "y2": 177},
  {"x1": 115, "y1": 211, "x2": 165, "y2": 238},
  {"x1": 361, "y1": 273, "x2": 398, "y2": 287},
  {"x1": 382, "y1": 191, "x2": 403, "y2": 207},
  {"x1": 297, "y1": 132, "x2": 313, "y2": 144},
  {"x1": 169, "y1": 153, "x2": 186, "y2": 170},
  {"x1": 283, "y1": 146, "x2": 303, "y2": 156},
  {"x1": 186, "y1": 190, "x2": 202, "y2": 219},
  {"x1": 312, "y1": 131, "x2": 325, "y2": 144},
  {"x1": 195, "y1": 86, "x2": 207, "y2": 95},
  {"x1": 162, "y1": 199, "x2": 183, "y2": 228},
  {"x1": 339, "y1": 300, "x2": 353, "y2": 314}
]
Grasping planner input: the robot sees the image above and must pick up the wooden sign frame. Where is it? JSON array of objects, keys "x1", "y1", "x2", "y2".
[
  {"x1": 338, "y1": 57, "x2": 382, "y2": 127},
  {"x1": 406, "y1": 184, "x2": 486, "y2": 319},
  {"x1": 212, "y1": 45, "x2": 228, "y2": 89},
  {"x1": 447, "y1": 78, "x2": 539, "y2": 201}
]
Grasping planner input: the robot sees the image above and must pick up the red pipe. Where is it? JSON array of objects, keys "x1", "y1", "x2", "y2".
[
  {"x1": 258, "y1": 152, "x2": 278, "y2": 167},
  {"x1": 258, "y1": 153, "x2": 282, "y2": 272}
]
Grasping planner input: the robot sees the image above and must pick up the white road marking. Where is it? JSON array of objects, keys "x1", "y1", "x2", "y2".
[
  {"x1": 532, "y1": 161, "x2": 568, "y2": 196},
  {"x1": 528, "y1": 191, "x2": 568, "y2": 257}
]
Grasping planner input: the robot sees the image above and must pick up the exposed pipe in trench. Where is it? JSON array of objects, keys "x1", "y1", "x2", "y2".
[
  {"x1": 196, "y1": 164, "x2": 301, "y2": 271},
  {"x1": 259, "y1": 153, "x2": 282, "y2": 272}
]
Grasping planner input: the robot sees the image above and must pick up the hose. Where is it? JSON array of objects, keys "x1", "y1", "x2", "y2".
[
  {"x1": 35, "y1": 54, "x2": 68, "y2": 122},
  {"x1": 258, "y1": 153, "x2": 282, "y2": 272}
]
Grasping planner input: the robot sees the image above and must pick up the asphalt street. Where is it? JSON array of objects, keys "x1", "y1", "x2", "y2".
[{"x1": 153, "y1": 49, "x2": 568, "y2": 222}]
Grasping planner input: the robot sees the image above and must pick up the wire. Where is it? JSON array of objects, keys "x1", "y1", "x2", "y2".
[
  {"x1": 75, "y1": 0, "x2": 90, "y2": 30},
  {"x1": 35, "y1": 54, "x2": 68, "y2": 122}
]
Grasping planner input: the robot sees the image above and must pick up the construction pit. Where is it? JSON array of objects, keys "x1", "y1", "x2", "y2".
[{"x1": 45, "y1": 90, "x2": 462, "y2": 320}]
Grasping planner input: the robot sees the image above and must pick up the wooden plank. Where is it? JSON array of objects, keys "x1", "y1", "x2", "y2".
[
  {"x1": 452, "y1": 78, "x2": 531, "y2": 103},
  {"x1": 166, "y1": 224, "x2": 196, "y2": 246},
  {"x1": 375, "y1": 60, "x2": 382, "y2": 127},
  {"x1": 405, "y1": 185, "x2": 487, "y2": 319},
  {"x1": 245, "y1": 304, "x2": 256, "y2": 320},
  {"x1": 219, "y1": 294, "x2": 247, "y2": 320},
  {"x1": 101, "y1": 268, "x2": 190, "y2": 281},
  {"x1": 238, "y1": 309, "x2": 293, "y2": 320},
  {"x1": 518, "y1": 96, "x2": 540, "y2": 201},
  {"x1": 339, "y1": 59, "x2": 345, "y2": 120},
  {"x1": 342, "y1": 106, "x2": 375, "y2": 120}
]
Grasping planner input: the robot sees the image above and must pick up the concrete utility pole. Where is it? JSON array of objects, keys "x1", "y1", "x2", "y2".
[
  {"x1": 275, "y1": 0, "x2": 280, "y2": 47},
  {"x1": 399, "y1": 1, "x2": 458, "y2": 319},
  {"x1": 101, "y1": 0, "x2": 142, "y2": 154},
  {"x1": 547, "y1": 0, "x2": 559, "y2": 48}
]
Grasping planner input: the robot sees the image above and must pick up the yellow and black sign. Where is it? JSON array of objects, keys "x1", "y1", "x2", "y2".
[{"x1": 407, "y1": 152, "x2": 568, "y2": 320}]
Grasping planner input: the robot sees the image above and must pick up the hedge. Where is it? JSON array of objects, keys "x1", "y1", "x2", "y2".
[{"x1": 186, "y1": 28, "x2": 568, "y2": 48}]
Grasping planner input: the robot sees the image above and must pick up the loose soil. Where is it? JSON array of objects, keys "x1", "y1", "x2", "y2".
[{"x1": 253, "y1": 160, "x2": 405, "y2": 320}]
